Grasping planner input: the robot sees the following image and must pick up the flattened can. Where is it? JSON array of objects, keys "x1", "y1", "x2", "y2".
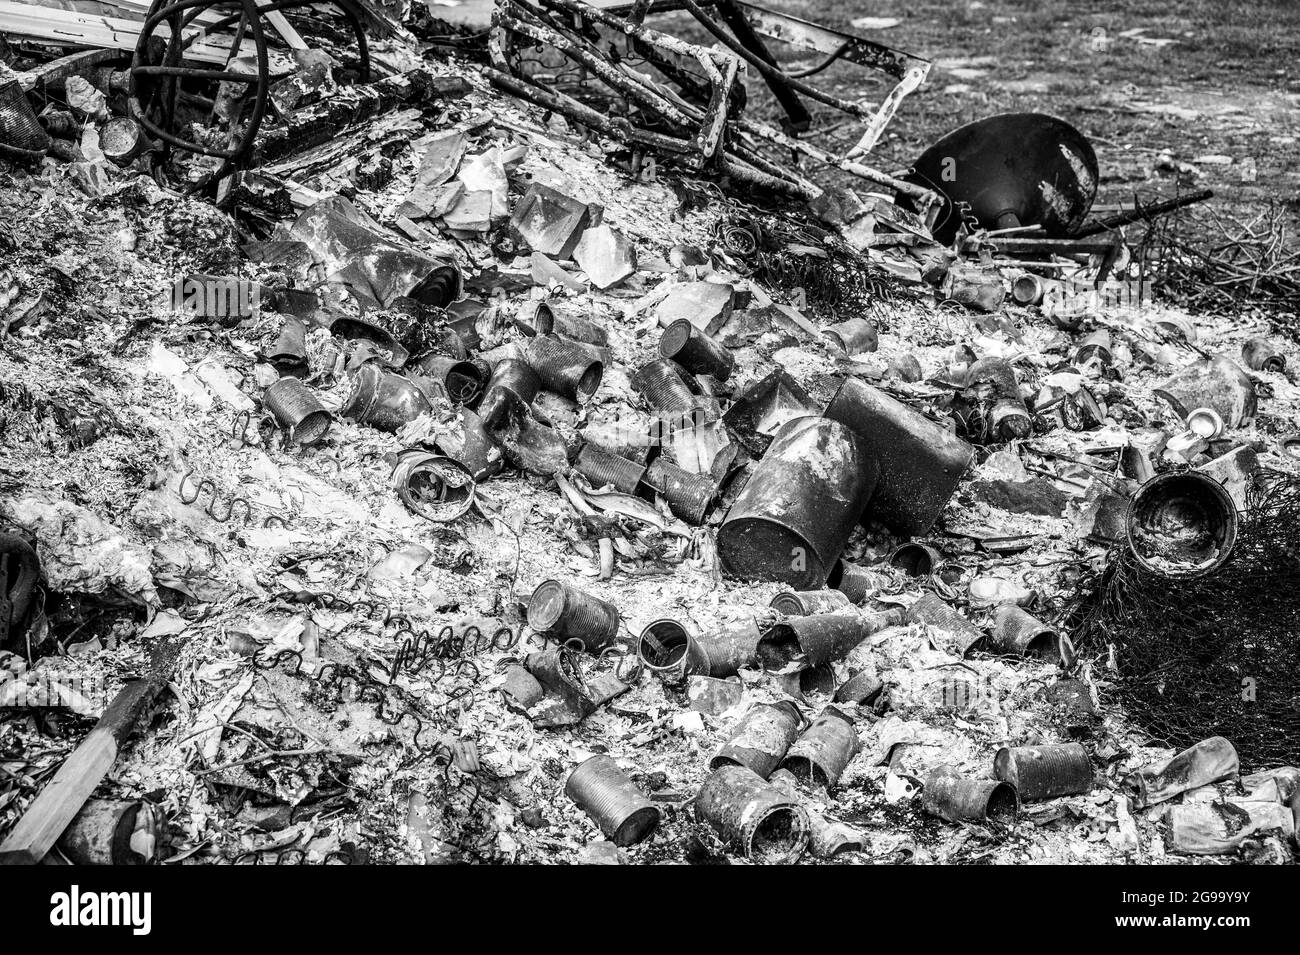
[
  {"x1": 779, "y1": 705, "x2": 860, "y2": 788},
  {"x1": 527, "y1": 580, "x2": 620, "y2": 652},
  {"x1": 710, "y1": 700, "x2": 802, "y2": 778},
  {"x1": 718, "y1": 416, "x2": 878, "y2": 589},
  {"x1": 824, "y1": 377, "x2": 973, "y2": 536},
  {"x1": 994, "y1": 743, "x2": 1093, "y2": 801},
  {"x1": 565, "y1": 755, "x2": 661, "y2": 846},
  {"x1": 694, "y1": 764, "x2": 809, "y2": 864}
]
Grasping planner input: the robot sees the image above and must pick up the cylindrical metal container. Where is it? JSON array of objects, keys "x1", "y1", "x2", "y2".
[
  {"x1": 824, "y1": 377, "x2": 973, "y2": 536},
  {"x1": 413, "y1": 353, "x2": 484, "y2": 405},
  {"x1": 769, "y1": 590, "x2": 852, "y2": 616},
  {"x1": 718, "y1": 416, "x2": 878, "y2": 589},
  {"x1": 759, "y1": 613, "x2": 880, "y2": 668},
  {"x1": 826, "y1": 559, "x2": 889, "y2": 604},
  {"x1": 264, "y1": 377, "x2": 331, "y2": 445},
  {"x1": 633, "y1": 357, "x2": 699, "y2": 423},
  {"x1": 823, "y1": 318, "x2": 878, "y2": 355},
  {"x1": 659, "y1": 319, "x2": 735, "y2": 380},
  {"x1": 1241, "y1": 338, "x2": 1285, "y2": 374},
  {"x1": 1126, "y1": 471, "x2": 1238, "y2": 578},
  {"x1": 478, "y1": 358, "x2": 542, "y2": 429},
  {"x1": 779, "y1": 705, "x2": 859, "y2": 788},
  {"x1": 1011, "y1": 272, "x2": 1049, "y2": 306},
  {"x1": 637, "y1": 619, "x2": 708, "y2": 681},
  {"x1": 710, "y1": 700, "x2": 802, "y2": 779},
  {"x1": 922, "y1": 768, "x2": 1018, "y2": 823},
  {"x1": 1075, "y1": 329, "x2": 1113, "y2": 366},
  {"x1": 513, "y1": 299, "x2": 555, "y2": 336},
  {"x1": 905, "y1": 594, "x2": 984, "y2": 656},
  {"x1": 965, "y1": 357, "x2": 1032, "y2": 441},
  {"x1": 1186, "y1": 407, "x2": 1225, "y2": 439},
  {"x1": 391, "y1": 451, "x2": 475, "y2": 523},
  {"x1": 339, "y1": 364, "x2": 431, "y2": 432},
  {"x1": 694, "y1": 619, "x2": 762, "y2": 678},
  {"x1": 577, "y1": 445, "x2": 647, "y2": 494},
  {"x1": 990, "y1": 605, "x2": 1071, "y2": 664},
  {"x1": 889, "y1": 542, "x2": 942, "y2": 577},
  {"x1": 694, "y1": 764, "x2": 809, "y2": 864},
  {"x1": 525, "y1": 334, "x2": 603, "y2": 401},
  {"x1": 834, "y1": 670, "x2": 883, "y2": 706},
  {"x1": 642, "y1": 456, "x2": 716, "y2": 525},
  {"x1": 565, "y1": 755, "x2": 661, "y2": 846},
  {"x1": 527, "y1": 579, "x2": 620, "y2": 652},
  {"x1": 993, "y1": 743, "x2": 1093, "y2": 801}
]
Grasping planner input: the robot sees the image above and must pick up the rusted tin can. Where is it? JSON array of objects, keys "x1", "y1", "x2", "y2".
[
  {"x1": 391, "y1": 451, "x2": 475, "y2": 523},
  {"x1": 413, "y1": 354, "x2": 484, "y2": 405},
  {"x1": 826, "y1": 559, "x2": 889, "y2": 604},
  {"x1": 1126, "y1": 471, "x2": 1238, "y2": 578},
  {"x1": 576, "y1": 445, "x2": 646, "y2": 494},
  {"x1": 642, "y1": 456, "x2": 716, "y2": 525},
  {"x1": 637, "y1": 619, "x2": 709, "y2": 681},
  {"x1": 1241, "y1": 338, "x2": 1285, "y2": 374},
  {"x1": 513, "y1": 299, "x2": 555, "y2": 336},
  {"x1": 659, "y1": 319, "x2": 735, "y2": 380},
  {"x1": 964, "y1": 357, "x2": 1032, "y2": 441},
  {"x1": 710, "y1": 700, "x2": 802, "y2": 778},
  {"x1": 889, "y1": 542, "x2": 942, "y2": 577},
  {"x1": 922, "y1": 767, "x2": 1018, "y2": 823},
  {"x1": 478, "y1": 358, "x2": 543, "y2": 429},
  {"x1": 339, "y1": 364, "x2": 432, "y2": 432},
  {"x1": 565, "y1": 755, "x2": 661, "y2": 846},
  {"x1": 760, "y1": 612, "x2": 882, "y2": 668},
  {"x1": 824, "y1": 378, "x2": 973, "y2": 536},
  {"x1": 694, "y1": 764, "x2": 809, "y2": 864},
  {"x1": 1075, "y1": 329, "x2": 1113, "y2": 366},
  {"x1": 834, "y1": 671, "x2": 883, "y2": 706},
  {"x1": 633, "y1": 357, "x2": 699, "y2": 424},
  {"x1": 551, "y1": 308, "x2": 610, "y2": 346},
  {"x1": 329, "y1": 315, "x2": 410, "y2": 368},
  {"x1": 994, "y1": 743, "x2": 1093, "y2": 801},
  {"x1": 527, "y1": 579, "x2": 620, "y2": 652},
  {"x1": 525, "y1": 334, "x2": 603, "y2": 401},
  {"x1": 1011, "y1": 272, "x2": 1049, "y2": 306},
  {"x1": 769, "y1": 590, "x2": 852, "y2": 616},
  {"x1": 823, "y1": 318, "x2": 878, "y2": 355},
  {"x1": 718, "y1": 416, "x2": 878, "y2": 589},
  {"x1": 779, "y1": 705, "x2": 860, "y2": 788},
  {"x1": 694, "y1": 619, "x2": 762, "y2": 678},
  {"x1": 905, "y1": 594, "x2": 984, "y2": 656},
  {"x1": 990, "y1": 605, "x2": 1072, "y2": 664},
  {"x1": 264, "y1": 377, "x2": 331, "y2": 445}
]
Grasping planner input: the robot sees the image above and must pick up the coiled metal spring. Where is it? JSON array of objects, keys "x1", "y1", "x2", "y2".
[{"x1": 179, "y1": 468, "x2": 287, "y2": 527}]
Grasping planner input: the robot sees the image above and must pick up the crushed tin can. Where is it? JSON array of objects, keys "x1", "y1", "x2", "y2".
[
  {"x1": 1126, "y1": 471, "x2": 1238, "y2": 578},
  {"x1": 693, "y1": 619, "x2": 762, "y2": 677},
  {"x1": 822, "y1": 318, "x2": 878, "y2": 356},
  {"x1": 637, "y1": 619, "x2": 708, "y2": 681},
  {"x1": 710, "y1": 700, "x2": 802, "y2": 778},
  {"x1": 491, "y1": 412, "x2": 575, "y2": 476},
  {"x1": 905, "y1": 593, "x2": 984, "y2": 656},
  {"x1": 263, "y1": 377, "x2": 331, "y2": 446},
  {"x1": 440, "y1": 408, "x2": 504, "y2": 481},
  {"x1": 695, "y1": 764, "x2": 809, "y2": 864},
  {"x1": 329, "y1": 314, "x2": 411, "y2": 368},
  {"x1": 993, "y1": 743, "x2": 1093, "y2": 801},
  {"x1": 824, "y1": 378, "x2": 973, "y2": 536},
  {"x1": 720, "y1": 369, "x2": 819, "y2": 457},
  {"x1": 659, "y1": 319, "x2": 735, "y2": 380},
  {"x1": 339, "y1": 364, "x2": 432, "y2": 432},
  {"x1": 525, "y1": 334, "x2": 603, "y2": 401},
  {"x1": 565, "y1": 755, "x2": 661, "y2": 846},
  {"x1": 391, "y1": 450, "x2": 475, "y2": 523},
  {"x1": 1241, "y1": 338, "x2": 1285, "y2": 374},
  {"x1": 833, "y1": 671, "x2": 883, "y2": 706},
  {"x1": 889, "y1": 542, "x2": 942, "y2": 577},
  {"x1": 576, "y1": 445, "x2": 646, "y2": 494},
  {"x1": 769, "y1": 590, "x2": 852, "y2": 616},
  {"x1": 922, "y1": 766, "x2": 1018, "y2": 824},
  {"x1": 779, "y1": 705, "x2": 860, "y2": 788},
  {"x1": 527, "y1": 579, "x2": 621, "y2": 652},
  {"x1": 826, "y1": 559, "x2": 889, "y2": 604},
  {"x1": 719, "y1": 416, "x2": 878, "y2": 589},
  {"x1": 478, "y1": 358, "x2": 543, "y2": 429},
  {"x1": 642, "y1": 456, "x2": 716, "y2": 525},
  {"x1": 990, "y1": 605, "x2": 1073, "y2": 665}
]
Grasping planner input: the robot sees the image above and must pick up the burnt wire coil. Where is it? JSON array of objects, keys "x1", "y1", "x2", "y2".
[{"x1": 179, "y1": 468, "x2": 288, "y2": 526}]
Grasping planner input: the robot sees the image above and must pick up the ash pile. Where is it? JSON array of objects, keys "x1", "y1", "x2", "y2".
[{"x1": 0, "y1": 0, "x2": 1298, "y2": 866}]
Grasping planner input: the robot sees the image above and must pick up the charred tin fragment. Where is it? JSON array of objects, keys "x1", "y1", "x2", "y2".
[
  {"x1": 659, "y1": 320, "x2": 735, "y2": 381},
  {"x1": 759, "y1": 611, "x2": 898, "y2": 669},
  {"x1": 565, "y1": 755, "x2": 661, "y2": 846},
  {"x1": 779, "y1": 705, "x2": 860, "y2": 788},
  {"x1": 478, "y1": 358, "x2": 543, "y2": 429},
  {"x1": 993, "y1": 743, "x2": 1093, "y2": 801},
  {"x1": 710, "y1": 700, "x2": 802, "y2": 779},
  {"x1": 527, "y1": 580, "x2": 620, "y2": 652},
  {"x1": 718, "y1": 416, "x2": 878, "y2": 589},
  {"x1": 694, "y1": 764, "x2": 809, "y2": 864}
]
